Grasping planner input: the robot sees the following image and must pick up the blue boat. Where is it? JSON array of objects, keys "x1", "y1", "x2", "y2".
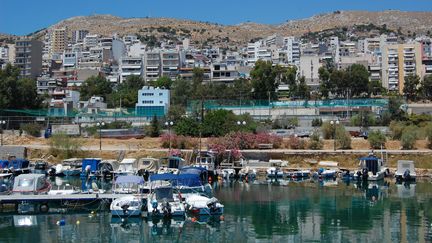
[
  {"x1": 80, "y1": 158, "x2": 101, "y2": 179},
  {"x1": 149, "y1": 173, "x2": 212, "y2": 195}
]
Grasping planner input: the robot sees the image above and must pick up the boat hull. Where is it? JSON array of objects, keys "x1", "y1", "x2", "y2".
[{"x1": 111, "y1": 209, "x2": 142, "y2": 217}]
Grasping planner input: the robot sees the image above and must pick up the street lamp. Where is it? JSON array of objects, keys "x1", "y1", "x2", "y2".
[
  {"x1": 165, "y1": 121, "x2": 174, "y2": 154},
  {"x1": 0, "y1": 120, "x2": 6, "y2": 147},
  {"x1": 96, "y1": 122, "x2": 105, "y2": 151},
  {"x1": 237, "y1": 121, "x2": 247, "y2": 126},
  {"x1": 330, "y1": 120, "x2": 340, "y2": 151}
]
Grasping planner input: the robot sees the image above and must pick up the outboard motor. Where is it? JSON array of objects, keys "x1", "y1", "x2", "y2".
[
  {"x1": 206, "y1": 197, "x2": 219, "y2": 213},
  {"x1": 161, "y1": 200, "x2": 171, "y2": 218},
  {"x1": 361, "y1": 168, "x2": 368, "y2": 181},
  {"x1": 152, "y1": 199, "x2": 159, "y2": 215},
  {"x1": 121, "y1": 204, "x2": 130, "y2": 216},
  {"x1": 403, "y1": 169, "x2": 411, "y2": 181}
]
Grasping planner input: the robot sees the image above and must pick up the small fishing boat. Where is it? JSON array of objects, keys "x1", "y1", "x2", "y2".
[
  {"x1": 266, "y1": 167, "x2": 284, "y2": 178},
  {"x1": 313, "y1": 168, "x2": 337, "y2": 179},
  {"x1": 149, "y1": 172, "x2": 212, "y2": 195},
  {"x1": 112, "y1": 175, "x2": 145, "y2": 194},
  {"x1": 238, "y1": 167, "x2": 257, "y2": 181},
  {"x1": 395, "y1": 160, "x2": 416, "y2": 182},
  {"x1": 157, "y1": 157, "x2": 185, "y2": 174},
  {"x1": 12, "y1": 174, "x2": 51, "y2": 195},
  {"x1": 285, "y1": 169, "x2": 310, "y2": 178},
  {"x1": 62, "y1": 158, "x2": 82, "y2": 177},
  {"x1": 353, "y1": 155, "x2": 389, "y2": 181},
  {"x1": 184, "y1": 194, "x2": 224, "y2": 216},
  {"x1": 194, "y1": 151, "x2": 216, "y2": 175},
  {"x1": 146, "y1": 183, "x2": 185, "y2": 219},
  {"x1": 110, "y1": 195, "x2": 145, "y2": 217},
  {"x1": 48, "y1": 184, "x2": 80, "y2": 195},
  {"x1": 114, "y1": 158, "x2": 138, "y2": 176}
]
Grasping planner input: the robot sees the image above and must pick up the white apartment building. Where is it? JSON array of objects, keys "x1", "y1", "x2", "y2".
[
  {"x1": 282, "y1": 37, "x2": 301, "y2": 65},
  {"x1": 247, "y1": 41, "x2": 261, "y2": 66},
  {"x1": 84, "y1": 34, "x2": 99, "y2": 49},
  {"x1": 210, "y1": 63, "x2": 240, "y2": 83},
  {"x1": 119, "y1": 57, "x2": 143, "y2": 83},
  {"x1": 72, "y1": 30, "x2": 89, "y2": 44},
  {"x1": 62, "y1": 51, "x2": 78, "y2": 69}
]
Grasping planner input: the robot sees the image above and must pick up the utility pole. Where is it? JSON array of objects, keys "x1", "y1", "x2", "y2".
[{"x1": 268, "y1": 91, "x2": 271, "y2": 120}]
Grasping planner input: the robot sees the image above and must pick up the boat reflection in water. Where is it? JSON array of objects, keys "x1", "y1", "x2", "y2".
[{"x1": 0, "y1": 179, "x2": 432, "y2": 242}]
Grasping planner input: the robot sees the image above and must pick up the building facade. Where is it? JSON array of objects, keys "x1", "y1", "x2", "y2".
[
  {"x1": 135, "y1": 86, "x2": 170, "y2": 119},
  {"x1": 14, "y1": 39, "x2": 43, "y2": 78}
]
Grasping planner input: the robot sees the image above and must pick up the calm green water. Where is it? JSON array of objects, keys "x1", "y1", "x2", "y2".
[{"x1": 0, "y1": 179, "x2": 431, "y2": 243}]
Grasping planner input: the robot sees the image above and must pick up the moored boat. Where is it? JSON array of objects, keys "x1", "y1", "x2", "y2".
[
  {"x1": 12, "y1": 174, "x2": 51, "y2": 195},
  {"x1": 395, "y1": 160, "x2": 416, "y2": 182},
  {"x1": 110, "y1": 195, "x2": 145, "y2": 217},
  {"x1": 184, "y1": 194, "x2": 224, "y2": 216}
]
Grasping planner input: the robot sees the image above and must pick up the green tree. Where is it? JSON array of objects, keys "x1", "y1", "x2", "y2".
[
  {"x1": 368, "y1": 80, "x2": 386, "y2": 96},
  {"x1": 108, "y1": 75, "x2": 146, "y2": 108},
  {"x1": 319, "y1": 67, "x2": 332, "y2": 98},
  {"x1": 202, "y1": 109, "x2": 237, "y2": 137},
  {"x1": 250, "y1": 60, "x2": 279, "y2": 100},
  {"x1": 401, "y1": 127, "x2": 417, "y2": 150},
  {"x1": 403, "y1": 74, "x2": 420, "y2": 101},
  {"x1": 149, "y1": 115, "x2": 161, "y2": 137},
  {"x1": 174, "y1": 117, "x2": 200, "y2": 136},
  {"x1": 345, "y1": 64, "x2": 370, "y2": 97},
  {"x1": 295, "y1": 76, "x2": 311, "y2": 99},
  {"x1": 153, "y1": 76, "x2": 173, "y2": 89},
  {"x1": 421, "y1": 75, "x2": 432, "y2": 100},
  {"x1": 0, "y1": 64, "x2": 41, "y2": 109},
  {"x1": 80, "y1": 75, "x2": 112, "y2": 101},
  {"x1": 308, "y1": 131, "x2": 323, "y2": 150},
  {"x1": 368, "y1": 130, "x2": 387, "y2": 149},
  {"x1": 171, "y1": 78, "x2": 192, "y2": 106},
  {"x1": 335, "y1": 125, "x2": 351, "y2": 149}
]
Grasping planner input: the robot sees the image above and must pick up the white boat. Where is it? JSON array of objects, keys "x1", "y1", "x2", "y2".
[
  {"x1": 313, "y1": 168, "x2": 337, "y2": 179},
  {"x1": 112, "y1": 175, "x2": 144, "y2": 194},
  {"x1": 221, "y1": 169, "x2": 236, "y2": 179},
  {"x1": 147, "y1": 185, "x2": 185, "y2": 219},
  {"x1": 184, "y1": 194, "x2": 224, "y2": 216},
  {"x1": 114, "y1": 158, "x2": 138, "y2": 176},
  {"x1": 157, "y1": 157, "x2": 185, "y2": 175},
  {"x1": 395, "y1": 160, "x2": 416, "y2": 181},
  {"x1": 48, "y1": 184, "x2": 80, "y2": 195},
  {"x1": 238, "y1": 167, "x2": 257, "y2": 180},
  {"x1": 194, "y1": 151, "x2": 216, "y2": 174},
  {"x1": 12, "y1": 174, "x2": 51, "y2": 195},
  {"x1": 266, "y1": 167, "x2": 283, "y2": 178},
  {"x1": 353, "y1": 155, "x2": 389, "y2": 181},
  {"x1": 137, "y1": 157, "x2": 160, "y2": 176},
  {"x1": 110, "y1": 195, "x2": 144, "y2": 217}
]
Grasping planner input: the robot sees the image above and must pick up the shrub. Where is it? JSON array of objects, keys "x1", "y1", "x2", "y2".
[
  {"x1": 308, "y1": 131, "x2": 323, "y2": 150},
  {"x1": 20, "y1": 123, "x2": 43, "y2": 137},
  {"x1": 389, "y1": 121, "x2": 405, "y2": 140},
  {"x1": 49, "y1": 133, "x2": 81, "y2": 159},
  {"x1": 311, "y1": 118, "x2": 323, "y2": 127},
  {"x1": 160, "y1": 134, "x2": 198, "y2": 149},
  {"x1": 368, "y1": 130, "x2": 387, "y2": 149},
  {"x1": 336, "y1": 126, "x2": 351, "y2": 149},
  {"x1": 287, "y1": 136, "x2": 306, "y2": 149},
  {"x1": 400, "y1": 127, "x2": 417, "y2": 150},
  {"x1": 321, "y1": 122, "x2": 334, "y2": 139},
  {"x1": 426, "y1": 124, "x2": 432, "y2": 149}
]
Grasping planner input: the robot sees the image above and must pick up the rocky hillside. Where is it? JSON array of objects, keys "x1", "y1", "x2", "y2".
[{"x1": 11, "y1": 10, "x2": 432, "y2": 46}]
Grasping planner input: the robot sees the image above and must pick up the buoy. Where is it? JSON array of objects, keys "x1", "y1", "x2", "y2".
[
  {"x1": 76, "y1": 220, "x2": 80, "y2": 225},
  {"x1": 121, "y1": 218, "x2": 125, "y2": 222},
  {"x1": 56, "y1": 221, "x2": 60, "y2": 225},
  {"x1": 91, "y1": 211, "x2": 95, "y2": 214},
  {"x1": 191, "y1": 217, "x2": 197, "y2": 222},
  {"x1": 59, "y1": 219, "x2": 65, "y2": 226},
  {"x1": 220, "y1": 215, "x2": 225, "y2": 221}
]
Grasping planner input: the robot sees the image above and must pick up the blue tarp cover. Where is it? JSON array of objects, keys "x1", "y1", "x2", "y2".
[
  {"x1": 150, "y1": 173, "x2": 202, "y2": 187},
  {"x1": 180, "y1": 166, "x2": 207, "y2": 175},
  {"x1": 11, "y1": 159, "x2": 29, "y2": 169},
  {"x1": 115, "y1": 175, "x2": 144, "y2": 184},
  {"x1": 359, "y1": 156, "x2": 379, "y2": 161},
  {"x1": 0, "y1": 160, "x2": 9, "y2": 168}
]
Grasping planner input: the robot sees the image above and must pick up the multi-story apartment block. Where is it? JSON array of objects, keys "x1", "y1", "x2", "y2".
[
  {"x1": 50, "y1": 28, "x2": 67, "y2": 55},
  {"x1": 210, "y1": 63, "x2": 240, "y2": 83},
  {"x1": 36, "y1": 77, "x2": 64, "y2": 95},
  {"x1": 135, "y1": 86, "x2": 170, "y2": 119},
  {"x1": 161, "y1": 50, "x2": 181, "y2": 79},
  {"x1": 62, "y1": 51, "x2": 78, "y2": 69},
  {"x1": 299, "y1": 54, "x2": 322, "y2": 89},
  {"x1": 14, "y1": 39, "x2": 43, "y2": 78},
  {"x1": 247, "y1": 41, "x2": 261, "y2": 66},
  {"x1": 144, "y1": 51, "x2": 161, "y2": 82},
  {"x1": 281, "y1": 37, "x2": 301, "y2": 65},
  {"x1": 382, "y1": 43, "x2": 422, "y2": 93},
  {"x1": 72, "y1": 30, "x2": 89, "y2": 44},
  {"x1": 119, "y1": 57, "x2": 143, "y2": 83},
  {"x1": 84, "y1": 34, "x2": 99, "y2": 49}
]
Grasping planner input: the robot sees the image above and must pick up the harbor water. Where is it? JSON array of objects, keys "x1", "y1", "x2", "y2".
[{"x1": 0, "y1": 178, "x2": 431, "y2": 242}]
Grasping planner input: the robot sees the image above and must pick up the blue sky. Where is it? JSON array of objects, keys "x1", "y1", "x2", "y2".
[{"x1": 1, "y1": 0, "x2": 432, "y2": 35}]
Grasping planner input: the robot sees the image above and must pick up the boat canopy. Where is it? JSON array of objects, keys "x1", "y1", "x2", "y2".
[
  {"x1": 115, "y1": 175, "x2": 144, "y2": 185},
  {"x1": 180, "y1": 166, "x2": 207, "y2": 175},
  {"x1": 150, "y1": 173, "x2": 202, "y2": 187},
  {"x1": 359, "y1": 156, "x2": 379, "y2": 161},
  {"x1": 13, "y1": 174, "x2": 46, "y2": 192}
]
